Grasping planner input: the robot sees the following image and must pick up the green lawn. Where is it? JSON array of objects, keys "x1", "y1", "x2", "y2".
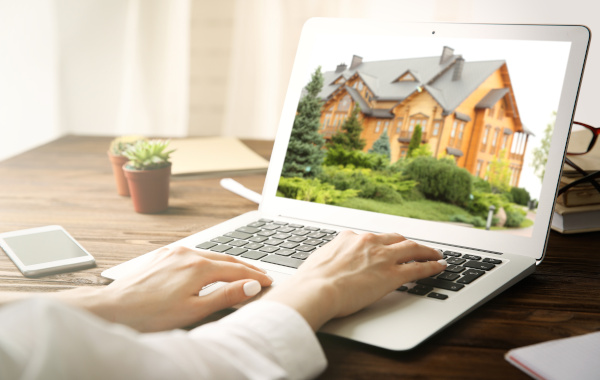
[{"x1": 338, "y1": 197, "x2": 472, "y2": 222}]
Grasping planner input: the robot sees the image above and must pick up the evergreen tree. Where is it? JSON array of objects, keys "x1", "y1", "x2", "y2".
[
  {"x1": 407, "y1": 124, "x2": 422, "y2": 157},
  {"x1": 531, "y1": 112, "x2": 555, "y2": 182},
  {"x1": 329, "y1": 105, "x2": 366, "y2": 151},
  {"x1": 282, "y1": 67, "x2": 326, "y2": 178},
  {"x1": 368, "y1": 128, "x2": 391, "y2": 159}
]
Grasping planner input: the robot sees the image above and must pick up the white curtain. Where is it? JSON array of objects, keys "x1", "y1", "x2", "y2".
[{"x1": 56, "y1": 0, "x2": 190, "y2": 137}]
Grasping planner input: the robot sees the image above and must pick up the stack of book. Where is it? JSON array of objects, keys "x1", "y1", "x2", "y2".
[{"x1": 552, "y1": 154, "x2": 600, "y2": 234}]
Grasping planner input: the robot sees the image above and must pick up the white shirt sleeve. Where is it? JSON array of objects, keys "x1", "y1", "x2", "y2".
[{"x1": 0, "y1": 298, "x2": 327, "y2": 380}]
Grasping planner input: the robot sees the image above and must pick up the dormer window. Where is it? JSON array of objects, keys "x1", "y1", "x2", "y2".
[{"x1": 394, "y1": 70, "x2": 418, "y2": 82}]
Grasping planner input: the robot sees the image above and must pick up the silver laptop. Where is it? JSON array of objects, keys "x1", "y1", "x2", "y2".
[{"x1": 103, "y1": 19, "x2": 590, "y2": 350}]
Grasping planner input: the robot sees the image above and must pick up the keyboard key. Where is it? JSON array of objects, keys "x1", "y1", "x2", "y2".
[
  {"x1": 444, "y1": 251, "x2": 462, "y2": 257},
  {"x1": 437, "y1": 272, "x2": 460, "y2": 281},
  {"x1": 241, "y1": 250, "x2": 267, "y2": 260},
  {"x1": 280, "y1": 242, "x2": 299, "y2": 249},
  {"x1": 446, "y1": 257, "x2": 466, "y2": 265},
  {"x1": 464, "y1": 261, "x2": 495, "y2": 271},
  {"x1": 295, "y1": 245, "x2": 316, "y2": 252},
  {"x1": 248, "y1": 236, "x2": 268, "y2": 243},
  {"x1": 244, "y1": 242, "x2": 264, "y2": 250},
  {"x1": 321, "y1": 229, "x2": 337, "y2": 234},
  {"x1": 303, "y1": 239, "x2": 323, "y2": 246},
  {"x1": 322, "y1": 235, "x2": 335, "y2": 242},
  {"x1": 277, "y1": 227, "x2": 295, "y2": 233},
  {"x1": 258, "y1": 218, "x2": 273, "y2": 223},
  {"x1": 236, "y1": 226, "x2": 260, "y2": 234},
  {"x1": 275, "y1": 249, "x2": 295, "y2": 256},
  {"x1": 291, "y1": 252, "x2": 312, "y2": 260},
  {"x1": 225, "y1": 231, "x2": 252, "y2": 240},
  {"x1": 264, "y1": 238, "x2": 284, "y2": 246},
  {"x1": 257, "y1": 230, "x2": 276, "y2": 237},
  {"x1": 396, "y1": 285, "x2": 408, "y2": 292},
  {"x1": 259, "y1": 246, "x2": 279, "y2": 253},
  {"x1": 261, "y1": 255, "x2": 304, "y2": 269},
  {"x1": 483, "y1": 258, "x2": 502, "y2": 265},
  {"x1": 288, "y1": 223, "x2": 304, "y2": 228},
  {"x1": 307, "y1": 232, "x2": 326, "y2": 239},
  {"x1": 304, "y1": 226, "x2": 320, "y2": 231},
  {"x1": 247, "y1": 221, "x2": 266, "y2": 228},
  {"x1": 408, "y1": 284, "x2": 433, "y2": 295},
  {"x1": 288, "y1": 236, "x2": 307, "y2": 243},
  {"x1": 457, "y1": 271, "x2": 485, "y2": 284},
  {"x1": 210, "y1": 244, "x2": 232, "y2": 253},
  {"x1": 273, "y1": 221, "x2": 288, "y2": 225},
  {"x1": 228, "y1": 240, "x2": 248, "y2": 247},
  {"x1": 262, "y1": 224, "x2": 280, "y2": 231},
  {"x1": 463, "y1": 254, "x2": 482, "y2": 260},
  {"x1": 272, "y1": 233, "x2": 292, "y2": 240},
  {"x1": 211, "y1": 236, "x2": 233, "y2": 244},
  {"x1": 417, "y1": 278, "x2": 465, "y2": 291},
  {"x1": 196, "y1": 241, "x2": 217, "y2": 250},
  {"x1": 225, "y1": 247, "x2": 247, "y2": 256},
  {"x1": 291, "y1": 229, "x2": 310, "y2": 236},
  {"x1": 444, "y1": 264, "x2": 466, "y2": 273},
  {"x1": 427, "y1": 292, "x2": 448, "y2": 300}
]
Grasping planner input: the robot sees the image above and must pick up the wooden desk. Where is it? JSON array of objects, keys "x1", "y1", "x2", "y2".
[{"x1": 1, "y1": 135, "x2": 599, "y2": 379}]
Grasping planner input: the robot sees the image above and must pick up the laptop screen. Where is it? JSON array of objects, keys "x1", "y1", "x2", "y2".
[{"x1": 263, "y1": 20, "x2": 589, "y2": 260}]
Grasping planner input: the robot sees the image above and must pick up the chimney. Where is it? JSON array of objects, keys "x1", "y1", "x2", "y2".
[
  {"x1": 452, "y1": 57, "x2": 465, "y2": 81},
  {"x1": 350, "y1": 55, "x2": 363, "y2": 70},
  {"x1": 336, "y1": 63, "x2": 347, "y2": 73},
  {"x1": 440, "y1": 46, "x2": 454, "y2": 64}
]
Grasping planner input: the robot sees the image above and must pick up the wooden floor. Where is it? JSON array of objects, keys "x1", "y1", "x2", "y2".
[{"x1": 1, "y1": 135, "x2": 599, "y2": 379}]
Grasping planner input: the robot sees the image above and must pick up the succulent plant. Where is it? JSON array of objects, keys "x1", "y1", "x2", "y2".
[
  {"x1": 109, "y1": 135, "x2": 146, "y2": 156},
  {"x1": 123, "y1": 140, "x2": 175, "y2": 170}
]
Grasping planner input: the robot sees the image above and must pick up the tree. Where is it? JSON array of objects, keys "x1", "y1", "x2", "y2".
[
  {"x1": 329, "y1": 105, "x2": 366, "y2": 151},
  {"x1": 487, "y1": 149, "x2": 511, "y2": 193},
  {"x1": 407, "y1": 124, "x2": 422, "y2": 157},
  {"x1": 368, "y1": 128, "x2": 391, "y2": 159},
  {"x1": 282, "y1": 67, "x2": 326, "y2": 178},
  {"x1": 531, "y1": 112, "x2": 556, "y2": 182}
]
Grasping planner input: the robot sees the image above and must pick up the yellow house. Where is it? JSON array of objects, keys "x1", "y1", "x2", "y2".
[{"x1": 318, "y1": 47, "x2": 532, "y2": 187}]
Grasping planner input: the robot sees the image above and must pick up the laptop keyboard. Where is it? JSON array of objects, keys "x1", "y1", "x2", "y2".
[{"x1": 195, "y1": 219, "x2": 504, "y2": 300}]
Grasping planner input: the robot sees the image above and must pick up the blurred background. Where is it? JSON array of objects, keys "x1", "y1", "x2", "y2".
[{"x1": 0, "y1": 0, "x2": 597, "y2": 162}]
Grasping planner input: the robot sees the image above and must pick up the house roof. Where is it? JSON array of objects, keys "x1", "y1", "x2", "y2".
[
  {"x1": 475, "y1": 88, "x2": 510, "y2": 109},
  {"x1": 319, "y1": 54, "x2": 506, "y2": 117}
]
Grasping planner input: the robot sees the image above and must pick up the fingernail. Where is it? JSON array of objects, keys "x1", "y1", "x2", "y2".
[
  {"x1": 257, "y1": 267, "x2": 268, "y2": 274},
  {"x1": 266, "y1": 274, "x2": 274, "y2": 282},
  {"x1": 243, "y1": 280, "x2": 262, "y2": 297},
  {"x1": 437, "y1": 259, "x2": 448, "y2": 266},
  {"x1": 436, "y1": 249, "x2": 444, "y2": 258}
]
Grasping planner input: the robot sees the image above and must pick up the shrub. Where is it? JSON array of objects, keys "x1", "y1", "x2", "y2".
[
  {"x1": 504, "y1": 203, "x2": 527, "y2": 227},
  {"x1": 277, "y1": 177, "x2": 358, "y2": 205},
  {"x1": 467, "y1": 192, "x2": 505, "y2": 218},
  {"x1": 473, "y1": 177, "x2": 492, "y2": 193},
  {"x1": 449, "y1": 214, "x2": 486, "y2": 228},
  {"x1": 510, "y1": 187, "x2": 531, "y2": 206},
  {"x1": 324, "y1": 145, "x2": 388, "y2": 170},
  {"x1": 404, "y1": 156, "x2": 472, "y2": 206}
]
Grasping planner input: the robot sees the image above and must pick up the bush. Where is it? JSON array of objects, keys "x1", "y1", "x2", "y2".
[
  {"x1": 277, "y1": 177, "x2": 358, "y2": 205},
  {"x1": 473, "y1": 177, "x2": 492, "y2": 193},
  {"x1": 319, "y1": 166, "x2": 416, "y2": 203},
  {"x1": 449, "y1": 214, "x2": 486, "y2": 227},
  {"x1": 510, "y1": 187, "x2": 531, "y2": 206},
  {"x1": 404, "y1": 156, "x2": 472, "y2": 206},
  {"x1": 324, "y1": 145, "x2": 388, "y2": 170},
  {"x1": 467, "y1": 192, "x2": 505, "y2": 218},
  {"x1": 504, "y1": 203, "x2": 527, "y2": 227}
]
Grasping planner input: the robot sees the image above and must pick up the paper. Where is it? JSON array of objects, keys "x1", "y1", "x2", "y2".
[
  {"x1": 167, "y1": 137, "x2": 269, "y2": 176},
  {"x1": 505, "y1": 331, "x2": 600, "y2": 380}
]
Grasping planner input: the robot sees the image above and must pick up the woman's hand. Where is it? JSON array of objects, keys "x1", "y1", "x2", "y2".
[
  {"x1": 262, "y1": 230, "x2": 447, "y2": 331},
  {"x1": 56, "y1": 246, "x2": 273, "y2": 332}
]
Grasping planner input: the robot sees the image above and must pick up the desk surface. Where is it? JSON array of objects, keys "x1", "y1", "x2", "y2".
[{"x1": 1, "y1": 135, "x2": 599, "y2": 379}]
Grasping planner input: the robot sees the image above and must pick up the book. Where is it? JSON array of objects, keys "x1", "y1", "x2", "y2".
[
  {"x1": 551, "y1": 202, "x2": 600, "y2": 234},
  {"x1": 167, "y1": 137, "x2": 269, "y2": 177},
  {"x1": 555, "y1": 174, "x2": 600, "y2": 207},
  {"x1": 505, "y1": 331, "x2": 600, "y2": 380}
]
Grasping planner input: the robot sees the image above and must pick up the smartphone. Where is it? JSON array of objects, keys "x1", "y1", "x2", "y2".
[{"x1": 0, "y1": 225, "x2": 96, "y2": 277}]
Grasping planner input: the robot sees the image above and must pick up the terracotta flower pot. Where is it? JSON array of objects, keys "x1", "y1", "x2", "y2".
[
  {"x1": 108, "y1": 152, "x2": 130, "y2": 196},
  {"x1": 123, "y1": 164, "x2": 172, "y2": 214}
]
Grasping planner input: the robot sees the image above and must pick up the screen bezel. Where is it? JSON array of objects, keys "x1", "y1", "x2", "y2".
[
  {"x1": 0, "y1": 225, "x2": 95, "y2": 276},
  {"x1": 260, "y1": 19, "x2": 590, "y2": 262}
]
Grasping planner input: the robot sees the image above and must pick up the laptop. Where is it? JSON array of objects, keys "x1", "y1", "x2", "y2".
[{"x1": 102, "y1": 19, "x2": 590, "y2": 350}]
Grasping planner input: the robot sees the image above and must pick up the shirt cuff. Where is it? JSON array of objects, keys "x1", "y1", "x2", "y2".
[{"x1": 219, "y1": 300, "x2": 327, "y2": 379}]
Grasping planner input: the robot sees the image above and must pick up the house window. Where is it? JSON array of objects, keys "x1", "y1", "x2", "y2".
[
  {"x1": 489, "y1": 105, "x2": 495, "y2": 118},
  {"x1": 375, "y1": 121, "x2": 381, "y2": 133},
  {"x1": 353, "y1": 81, "x2": 358, "y2": 89},
  {"x1": 476, "y1": 160, "x2": 483, "y2": 177},
  {"x1": 338, "y1": 94, "x2": 351, "y2": 112},
  {"x1": 396, "y1": 118, "x2": 403, "y2": 134},
  {"x1": 400, "y1": 148, "x2": 408, "y2": 158},
  {"x1": 498, "y1": 103, "x2": 505, "y2": 120},
  {"x1": 481, "y1": 125, "x2": 491, "y2": 152},
  {"x1": 432, "y1": 121, "x2": 441, "y2": 136},
  {"x1": 358, "y1": 82, "x2": 364, "y2": 91},
  {"x1": 323, "y1": 113, "x2": 331, "y2": 127},
  {"x1": 384, "y1": 121, "x2": 389, "y2": 131},
  {"x1": 501, "y1": 135, "x2": 508, "y2": 150},
  {"x1": 458, "y1": 122, "x2": 465, "y2": 140},
  {"x1": 450, "y1": 121, "x2": 458, "y2": 138},
  {"x1": 490, "y1": 128, "x2": 500, "y2": 154}
]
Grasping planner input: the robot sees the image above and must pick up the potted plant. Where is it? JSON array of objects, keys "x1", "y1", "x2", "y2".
[
  {"x1": 122, "y1": 139, "x2": 175, "y2": 214},
  {"x1": 108, "y1": 136, "x2": 145, "y2": 196}
]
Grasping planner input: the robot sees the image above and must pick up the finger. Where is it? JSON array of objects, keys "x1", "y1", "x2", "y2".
[
  {"x1": 195, "y1": 279, "x2": 265, "y2": 313},
  {"x1": 395, "y1": 259, "x2": 447, "y2": 285},
  {"x1": 191, "y1": 248, "x2": 268, "y2": 274},
  {"x1": 389, "y1": 240, "x2": 444, "y2": 263},
  {"x1": 202, "y1": 260, "x2": 273, "y2": 287}
]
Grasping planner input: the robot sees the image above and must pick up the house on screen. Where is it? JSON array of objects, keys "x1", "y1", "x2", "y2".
[{"x1": 317, "y1": 47, "x2": 533, "y2": 187}]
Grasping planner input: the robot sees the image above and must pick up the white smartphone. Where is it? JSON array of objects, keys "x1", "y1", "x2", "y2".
[{"x1": 0, "y1": 225, "x2": 96, "y2": 277}]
